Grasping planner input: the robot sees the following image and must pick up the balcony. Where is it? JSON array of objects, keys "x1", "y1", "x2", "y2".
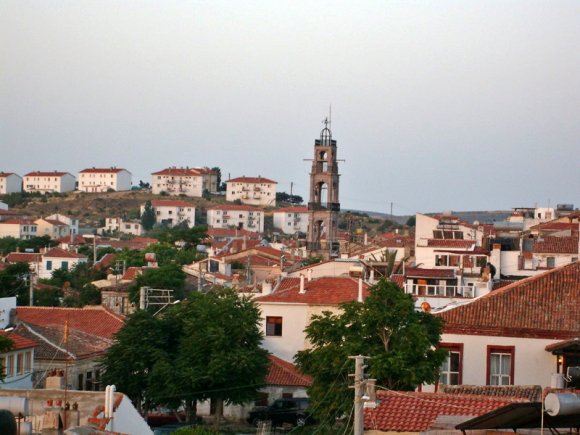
[{"x1": 404, "y1": 284, "x2": 475, "y2": 298}]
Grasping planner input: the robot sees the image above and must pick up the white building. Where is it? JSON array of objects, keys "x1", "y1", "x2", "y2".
[
  {"x1": 151, "y1": 166, "x2": 217, "y2": 197},
  {"x1": 430, "y1": 262, "x2": 580, "y2": 390},
  {"x1": 207, "y1": 204, "x2": 264, "y2": 233},
  {"x1": 273, "y1": 206, "x2": 309, "y2": 235},
  {"x1": 101, "y1": 217, "x2": 144, "y2": 236},
  {"x1": 39, "y1": 248, "x2": 88, "y2": 279},
  {"x1": 0, "y1": 331, "x2": 37, "y2": 390},
  {"x1": 23, "y1": 171, "x2": 76, "y2": 194},
  {"x1": 78, "y1": 167, "x2": 132, "y2": 192},
  {"x1": 0, "y1": 172, "x2": 22, "y2": 194},
  {"x1": 0, "y1": 219, "x2": 38, "y2": 239},
  {"x1": 140, "y1": 199, "x2": 196, "y2": 228},
  {"x1": 254, "y1": 276, "x2": 369, "y2": 361},
  {"x1": 226, "y1": 176, "x2": 277, "y2": 207}
]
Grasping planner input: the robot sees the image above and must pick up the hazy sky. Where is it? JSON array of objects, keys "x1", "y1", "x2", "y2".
[{"x1": 2, "y1": 1, "x2": 579, "y2": 215}]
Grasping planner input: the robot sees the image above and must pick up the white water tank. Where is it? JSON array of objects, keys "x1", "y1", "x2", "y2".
[
  {"x1": 0, "y1": 397, "x2": 29, "y2": 416},
  {"x1": 545, "y1": 392, "x2": 580, "y2": 416}
]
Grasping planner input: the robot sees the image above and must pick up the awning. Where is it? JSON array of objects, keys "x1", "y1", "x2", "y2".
[{"x1": 545, "y1": 337, "x2": 580, "y2": 354}]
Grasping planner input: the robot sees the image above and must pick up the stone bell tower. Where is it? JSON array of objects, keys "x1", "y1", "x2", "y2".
[{"x1": 307, "y1": 119, "x2": 341, "y2": 258}]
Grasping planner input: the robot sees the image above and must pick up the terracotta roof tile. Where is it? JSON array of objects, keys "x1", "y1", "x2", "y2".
[
  {"x1": 365, "y1": 390, "x2": 527, "y2": 432},
  {"x1": 437, "y1": 262, "x2": 580, "y2": 339},
  {"x1": 16, "y1": 306, "x2": 124, "y2": 340},
  {"x1": 427, "y1": 239, "x2": 475, "y2": 248},
  {"x1": 266, "y1": 355, "x2": 312, "y2": 387},
  {"x1": 533, "y1": 236, "x2": 579, "y2": 254},
  {"x1": 23, "y1": 171, "x2": 70, "y2": 177},
  {"x1": 43, "y1": 248, "x2": 87, "y2": 259},
  {"x1": 79, "y1": 167, "x2": 128, "y2": 174},
  {"x1": 150, "y1": 199, "x2": 195, "y2": 208},
  {"x1": 227, "y1": 176, "x2": 277, "y2": 184},
  {"x1": 390, "y1": 275, "x2": 405, "y2": 289},
  {"x1": 441, "y1": 385, "x2": 542, "y2": 402},
  {"x1": 0, "y1": 331, "x2": 38, "y2": 350},
  {"x1": 529, "y1": 222, "x2": 579, "y2": 231},
  {"x1": 255, "y1": 277, "x2": 369, "y2": 305},
  {"x1": 5, "y1": 252, "x2": 42, "y2": 263}
]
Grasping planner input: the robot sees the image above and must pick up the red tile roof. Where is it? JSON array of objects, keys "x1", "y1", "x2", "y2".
[
  {"x1": 5, "y1": 252, "x2": 42, "y2": 263},
  {"x1": 437, "y1": 262, "x2": 580, "y2": 339},
  {"x1": 275, "y1": 207, "x2": 308, "y2": 213},
  {"x1": 0, "y1": 172, "x2": 16, "y2": 177},
  {"x1": 389, "y1": 275, "x2": 405, "y2": 289},
  {"x1": 150, "y1": 199, "x2": 195, "y2": 208},
  {"x1": 405, "y1": 267, "x2": 456, "y2": 279},
  {"x1": 207, "y1": 204, "x2": 263, "y2": 212},
  {"x1": 42, "y1": 219, "x2": 68, "y2": 227},
  {"x1": 255, "y1": 277, "x2": 369, "y2": 305},
  {"x1": 0, "y1": 219, "x2": 36, "y2": 225},
  {"x1": 266, "y1": 355, "x2": 312, "y2": 387},
  {"x1": 57, "y1": 234, "x2": 88, "y2": 245},
  {"x1": 227, "y1": 176, "x2": 277, "y2": 184},
  {"x1": 16, "y1": 306, "x2": 125, "y2": 340},
  {"x1": 529, "y1": 222, "x2": 579, "y2": 231},
  {"x1": 0, "y1": 331, "x2": 38, "y2": 350},
  {"x1": 441, "y1": 385, "x2": 542, "y2": 402},
  {"x1": 427, "y1": 239, "x2": 476, "y2": 248},
  {"x1": 151, "y1": 167, "x2": 216, "y2": 176},
  {"x1": 533, "y1": 236, "x2": 579, "y2": 254},
  {"x1": 43, "y1": 248, "x2": 87, "y2": 259},
  {"x1": 121, "y1": 266, "x2": 143, "y2": 281},
  {"x1": 23, "y1": 171, "x2": 70, "y2": 177},
  {"x1": 364, "y1": 390, "x2": 526, "y2": 432},
  {"x1": 79, "y1": 167, "x2": 128, "y2": 174}
]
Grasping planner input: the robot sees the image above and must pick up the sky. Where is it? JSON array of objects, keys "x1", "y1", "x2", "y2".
[{"x1": 1, "y1": 1, "x2": 579, "y2": 215}]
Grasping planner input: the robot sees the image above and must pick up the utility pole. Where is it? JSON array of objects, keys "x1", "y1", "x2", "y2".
[
  {"x1": 349, "y1": 355, "x2": 376, "y2": 435},
  {"x1": 29, "y1": 272, "x2": 35, "y2": 306}
]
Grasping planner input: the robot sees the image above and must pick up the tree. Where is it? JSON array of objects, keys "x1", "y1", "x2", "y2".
[
  {"x1": 141, "y1": 200, "x2": 156, "y2": 231},
  {"x1": 0, "y1": 262, "x2": 31, "y2": 304},
  {"x1": 211, "y1": 167, "x2": 223, "y2": 192},
  {"x1": 129, "y1": 263, "x2": 186, "y2": 303},
  {"x1": 406, "y1": 215, "x2": 416, "y2": 227},
  {"x1": 295, "y1": 279, "x2": 446, "y2": 428},
  {"x1": 276, "y1": 192, "x2": 303, "y2": 204},
  {"x1": 0, "y1": 336, "x2": 13, "y2": 381}
]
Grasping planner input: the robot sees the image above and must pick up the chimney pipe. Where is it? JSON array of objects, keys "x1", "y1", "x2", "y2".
[
  {"x1": 358, "y1": 278, "x2": 363, "y2": 303},
  {"x1": 299, "y1": 274, "x2": 305, "y2": 294},
  {"x1": 307, "y1": 268, "x2": 312, "y2": 281}
]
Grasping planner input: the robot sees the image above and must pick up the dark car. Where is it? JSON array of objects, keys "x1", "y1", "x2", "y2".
[{"x1": 247, "y1": 397, "x2": 311, "y2": 427}]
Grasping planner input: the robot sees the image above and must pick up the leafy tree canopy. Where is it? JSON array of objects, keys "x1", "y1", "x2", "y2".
[
  {"x1": 141, "y1": 200, "x2": 156, "y2": 231},
  {"x1": 276, "y1": 192, "x2": 303, "y2": 204},
  {"x1": 406, "y1": 215, "x2": 416, "y2": 227},
  {"x1": 295, "y1": 279, "x2": 446, "y2": 426},
  {"x1": 129, "y1": 263, "x2": 186, "y2": 303}
]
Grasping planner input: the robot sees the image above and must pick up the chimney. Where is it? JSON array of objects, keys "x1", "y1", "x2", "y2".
[
  {"x1": 307, "y1": 268, "x2": 312, "y2": 281},
  {"x1": 358, "y1": 278, "x2": 363, "y2": 302},
  {"x1": 299, "y1": 274, "x2": 305, "y2": 294},
  {"x1": 262, "y1": 281, "x2": 272, "y2": 295},
  {"x1": 364, "y1": 233, "x2": 368, "y2": 245}
]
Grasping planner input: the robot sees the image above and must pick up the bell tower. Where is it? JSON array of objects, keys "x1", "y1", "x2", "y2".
[{"x1": 307, "y1": 119, "x2": 341, "y2": 258}]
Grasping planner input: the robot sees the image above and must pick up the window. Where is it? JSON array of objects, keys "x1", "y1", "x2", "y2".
[
  {"x1": 24, "y1": 352, "x2": 31, "y2": 373},
  {"x1": 16, "y1": 353, "x2": 23, "y2": 375},
  {"x1": 6, "y1": 355, "x2": 14, "y2": 377},
  {"x1": 547, "y1": 257, "x2": 555, "y2": 268},
  {"x1": 439, "y1": 343, "x2": 463, "y2": 385},
  {"x1": 266, "y1": 316, "x2": 283, "y2": 336},
  {"x1": 61, "y1": 261, "x2": 69, "y2": 271},
  {"x1": 46, "y1": 261, "x2": 52, "y2": 271},
  {"x1": 487, "y1": 346, "x2": 514, "y2": 385}
]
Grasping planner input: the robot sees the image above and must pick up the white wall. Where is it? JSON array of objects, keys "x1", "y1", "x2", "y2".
[
  {"x1": 259, "y1": 303, "x2": 309, "y2": 362},
  {"x1": 441, "y1": 333, "x2": 559, "y2": 387},
  {"x1": 107, "y1": 395, "x2": 153, "y2": 435}
]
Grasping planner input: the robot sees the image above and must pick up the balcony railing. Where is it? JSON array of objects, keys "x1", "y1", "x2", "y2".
[{"x1": 404, "y1": 284, "x2": 475, "y2": 298}]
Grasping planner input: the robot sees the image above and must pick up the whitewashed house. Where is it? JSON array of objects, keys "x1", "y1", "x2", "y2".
[
  {"x1": 0, "y1": 331, "x2": 37, "y2": 390},
  {"x1": 39, "y1": 248, "x2": 88, "y2": 279},
  {"x1": 0, "y1": 219, "x2": 38, "y2": 239},
  {"x1": 22, "y1": 171, "x2": 76, "y2": 193},
  {"x1": 226, "y1": 176, "x2": 277, "y2": 207},
  {"x1": 207, "y1": 204, "x2": 264, "y2": 232},
  {"x1": 0, "y1": 172, "x2": 22, "y2": 194},
  {"x1": 101, "y1": 217, "x2": 143, "y2": 236},
  {"x1": 273, "y1": 206, "x2": 309, "y2": 235},
  {"x1": 140, "y1": 199, "x2": 195, "y2": 228},
  {"x1": 151, "y1": 166, "x2": 217, "y2": 197},
  {"x1": 254, "y1": 276, "x2": 370, "y2": 361},
  {"x1": 78, "y1": 167, "x2": 132, "y2": 192},
  {"x1": 430, "y1": 262, "x2": 580, "y2": 390}
]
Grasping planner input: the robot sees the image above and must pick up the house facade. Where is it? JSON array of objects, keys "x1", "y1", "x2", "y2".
[
  {"x1": 226, "y1": 176, "x2": 277, "y2": 206},
  {"x1": 430, "y1": 262, "x2": 580, "y2": 390},
  {"x1": 23, "y1": 171, "x2": 76, "y2": 193},
  {"x1": 0, "y1": 331, "x2": 37, "y2": 390},
  {"x1": 207, "y1": 204, "x2": 264, "y2": 232},
  {"x1": 101, "y1": 217, "x2": 143, "y2": 236},
  {"x1": 0, "y1": 172, "x2": 22, "y2": 194},
  {"x1": 151, "y1": 166, "x2": 217, "y2": 197},
  {"x1": 39, "y1": 248, "x2": 88, "y2": 279},
  {"x1": 273, "y1": 206, "x2": 309, "y2": 235},
  {"x1": 0, "y1": 219, "x2": 38, "y2": 239},
  {"x1": 35, "y1": 218, "x2": 72, "y2": 240},
  {"x1": 140, "y1": 199, "x2": 196, "y2": 228},
  {"x1": 78, "y1": 167, "x2": 132, "y2": 192}
]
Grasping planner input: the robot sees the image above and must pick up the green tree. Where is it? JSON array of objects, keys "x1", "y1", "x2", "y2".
[
  {"x1": 129, "y1": 263, "x2": 186, "y2": 303},
  {"x1": 0, "y1": 263, "x2": 32, "y2": 304},
  {"x1": 141, "y1": 200, "x2": 156, "y2": 231},
  {"x1": 101, "y1": 310, "x2": 169, "y2": 413},
  {"x1": 406, "y1": 215, "x2": 416, "y2": 227},
  {"x1": 0, "y1": 336, "x2": 13, "y2": 380},
  {"x1": 295, "y1": 279, "x2": 446, "y2": 428}
]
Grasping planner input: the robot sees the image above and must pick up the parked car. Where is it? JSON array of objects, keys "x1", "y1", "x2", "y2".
[{"x1": 247, "y1": 397, "x2": 311, "y2": 427}]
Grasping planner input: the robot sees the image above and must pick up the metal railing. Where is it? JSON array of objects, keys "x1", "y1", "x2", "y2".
[{"x1": 404, "y1": 284, "x2": 475, "y2": 298}]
